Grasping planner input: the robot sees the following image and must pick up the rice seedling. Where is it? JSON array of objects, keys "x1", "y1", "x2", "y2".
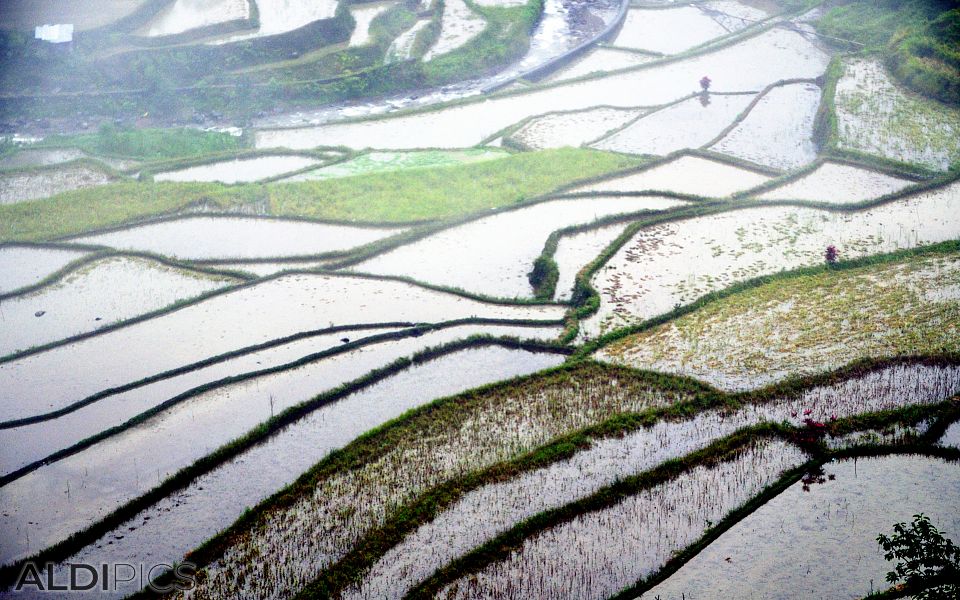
[
  {"x1": 338, "y1": 363, "x2": 960, "y2": 598},
  {"x1": 835, "y1": 58, "x2": 960, "y2": 171},
  {"x1": 584, "y1": 184, "x2": 960, "y2": 339},
  {"x1": 598, "y1": 251, "x2": 960, "y2": 389},
  {"x1": 439, "y1": 439, "x2": 808, "y2": 599},
  {"x1": 31, "y1": 345, "x2": 565, "y2": 599},
  {"x1": 176, "y1": 363, "x2": 692, "y2": 600},
  {"x1": 642, "y1": 454, "x2": 960, "y2": 599}
]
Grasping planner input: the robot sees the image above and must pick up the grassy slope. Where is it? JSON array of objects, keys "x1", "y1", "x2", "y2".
[{"x1": 0, "y1": 148, "x2": 641, "y2": 241}]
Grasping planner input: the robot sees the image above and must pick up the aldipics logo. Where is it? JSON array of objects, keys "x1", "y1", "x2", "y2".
[{"x1": 12, "y1": 561, "x2": 197, "y2": 593}]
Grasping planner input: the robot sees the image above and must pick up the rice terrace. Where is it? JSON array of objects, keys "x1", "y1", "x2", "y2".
[{"x1": 0, "y1": 0, "x2": 959, "y2": 597}]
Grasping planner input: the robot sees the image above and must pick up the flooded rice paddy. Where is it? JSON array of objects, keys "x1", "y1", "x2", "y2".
[
  {"x1": 569, "y1": 154, "x2": 770, "y2": 196},
  {"x1": 153, "y1": 155, "x2": 321, "y2": 183},
  {"x1": 70, "y1": 216, "x2": 404, "y2": 260},
  {"x1": 139, "y1": 0, "x2": 249, "y2": 38},
  {"x1": 510, "y1": 107, "x2": 644, "y2": 150},
  {"x1": 584, "y1": 181, "x2": 960, "y2": 338},
  {"x1": 351, "y1": 195, "x2": 685, "y2": 298},
  {"x1": 0, "y1": 256, "x2": 237, "y2": 356},
  {"x1": 642, "y1": 455, "x2": 960, "y2": 600},
  {"x1": 423, "y1": 0, "x2": 487, "y2": 61},
  {"x1": 0, "y1": 246, "x2": 90, "y2": 295},
  {"x1": 756, "y1": 161, "x2": 916, "y2": 204}
]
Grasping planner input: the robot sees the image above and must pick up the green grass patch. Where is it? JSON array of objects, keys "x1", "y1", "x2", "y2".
[
  {"x1": 268, "y1": 147, "x2": 642, "y2": 222},
  {"x1": 37, "y1": 124, "x2": 248, "y2": 161}
]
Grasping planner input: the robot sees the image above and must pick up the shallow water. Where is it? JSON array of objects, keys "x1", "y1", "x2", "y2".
[
  {"x1": 593, "y1": 93, "x2": 756, "y2": 155},
  {"x1": 357, "y1": 363, "x2": 960, "y2": 598},
  {"x1": 349, "y1": 1, "x2": 398, "y2": 46},
  {"x1": 553, "y1": 222, "x2": 627, "y2": 300},
  {"x1": 570, "y1": 154, "x2": 770, "y2": 197},
  {"x1": 255, "y1": 28, "x2": 830, "y2": 149},
  {"x1": 511, "y1": 107, "x2": 643, "y2": 149},
  {"x1": 0, "y1": 165, "x2": 112, "y2": 204},
  {"x1": 0, "y1": 327, "x2": 397, "y2": 477},
  {"x1": 71, "y1": 216, "x2": 403, "y2": 260},
  {"x1": 386, "y1": 18, "x2": 432, "y2": 62},
  {"x1": 423, "y1": 0, "x2": 487, "y2": 61},
  {"x1": 153, "y1": 155, "x2": 321, "y2": 183},
  {"x1": 0, "y1": 256, "x2": 235, "y2": 356},
  {"x1": 0, "y1": 148, "x2": 85, "y2": 169},
  {"x1": 351, "y1": 195, "x2": 685, "y2": 298},
  {"x1": 0, "y1": 246, "x2": 90, "y2": 295},
  {"x1": 23, "y1": 345, "x2": 564, "y2": 599},
  {"x1": 583, "y1": 181, "x2": 960, "y2": 338},
  {"x1": 281, "y1": 149, "x2": 507, "y2": 181},
  {"x1": 711, "y1": 82, "x2": 820, "y2": 169},
  {"x1": 940, "y1": 420, "x2": 960, "y2": 449},
  {"x1": 835, "y1": 58, "x2": 960, "y2": 171},
  {"x1": 224, "y1": 0, "x2": 339, "y2": 39},
  {"x1": 140, "y1": 0, "x2": 249, "y2": 37},
  {"x1": 442, "y1": 440, "x2": 808, "y2": 600},
  {"x1": 611, "y1": 6, "x2": 730, "y2": 54},
  {"x1": 543, "y1": 48, "x2": 655, "y2": 84},
  {"x1": 0, "y1": 273, "x2": 564, "y2": 423},
  {"x1": 643, "y1": 455, "x2": 960, "y2": 600},
  {"x1": 0, "y1": 326, "x2": 561, "y2": 566},
  {"x1": 756, "y1": 162, "x2": 915, "y2": 204}
]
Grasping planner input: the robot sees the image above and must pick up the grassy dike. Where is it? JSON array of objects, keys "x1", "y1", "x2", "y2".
[{"x1": 0, "y1": 148, "x2": 640, "y2": 242}]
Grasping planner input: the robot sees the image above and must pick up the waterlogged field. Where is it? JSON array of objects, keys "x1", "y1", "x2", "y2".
[
  {"x1": 584, "y1": 181, "x2": 960, "y2": 337},
  {"x1": 510, "y1": 107, "x2": 644, "y2": 150},
  {"x1": 351, "y1": 195, "x2": 685, "y2": 298},
  {"x1": 5, "y1": 3, "x2": 960, "y2": 598},
  {"x1": 71, "y1": 216, "x2": 405, "y2": 260},
  {"x1": 0, "y1": 246, "x2": 90, "y2": 294},
  {"x1": 755, "y1": 161, "x2": 916, "y2": 204},
  {"x1": 0, "y1": 165, "x2": 114, "y2": 204},
  {"x1": 835, "y1": 57, "x2": 960, "y2": 171},
  {"x1": 568, "y1": 154, "x2": 771, "y2": 197},
  {"x1": 153, "y1": 155, "x2": 322, "y2": 183},
  {"x1": 711, "y1": 82, "x2": 821, "y2": 169},
  {"x1": 643, "y1": 455, "x2": 960, "y2": 599},
  {"x1": 593, "y1": 93, "x2": 757, "y2": 155},
  {"x1": 255, "y1": 28, "x2": 830, "y2": 149},
  {"x1": 441, "y1": 440, "x2": 808, "y2": 600},
  {"x1": 140, "y1": 0, "x2": 250, "y2": 37},
  {"x1": 0, "y1": 256, "x2": 238, "y2": 356},
  {"x1": 282, "y1": 149, "x2": 508, "y2": 181},
  {"x1": 35, "y1": 344, "x2": 565, "y2": 599},
  {"x1": 599, "y1": 252, "x2": 960, "y2": 389},
  {"x1": 0, "y1": 274, "x2": 563, "y2": 424}
]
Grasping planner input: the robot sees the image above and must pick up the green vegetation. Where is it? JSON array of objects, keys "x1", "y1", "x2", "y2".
[
  {"x1": 270, "y1": 148, "x2": 638, "y2": 222},
  {"x1": 38, "y1": 124, "x2": 248, "y2": 161},
  {"x1": 877, "y1": 514, "x2": 960, "y2": 600},
  {"x1": 0, "y1": 181, "x2": 263, "y2": 242},
  {"x1": 816, "y1": 0, "x2": 960, "y2": 105},
  {"x1": 598, "y1": 248, "x2": 960, "y2": 389},
  {"x1": 0, "y1": 148, "x2": 639, "y2": 241}
]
